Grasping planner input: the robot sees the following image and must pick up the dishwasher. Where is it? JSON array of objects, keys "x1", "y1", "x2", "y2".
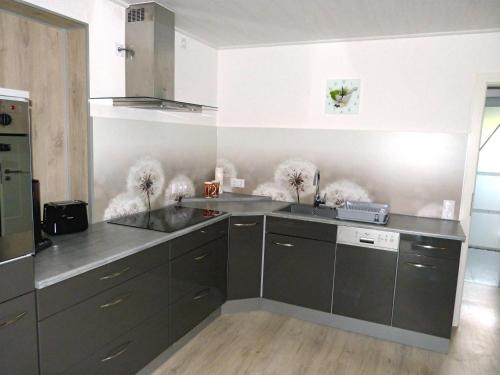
[{"x1": 332, "y1": 226, "x2": 400, "y2": 325}]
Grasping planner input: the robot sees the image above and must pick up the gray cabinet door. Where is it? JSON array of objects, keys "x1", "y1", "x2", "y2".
[
  {"x1": 38, "y1": 262, "x2": 170, "y2": 375},
  {"x1": 170, "y1": 236, "x2": 227, "y2": 344},
  {"x1": 170, "y1": 238, "x2": 218, "y2": 304},
  {"x1": 170, "y1": 286, "x2": 223, "y2": 344},
  {"x1": 332, "y1": 244, "x2": 397, "y2": 325},
  {"x1": 66, "y1": 307, "x2": 170, "y2": 375},
  {"x1": 228, "y1": 216, "x2": 263, "y2": 300},
  {"x1": 263, "y1": 233, "x2": 335, "y2": 312},
  {"x1": 0, "y1": 256, "x2": 33, "y2": 304},
  {"x1": 37, "y1": 241, "x2": 170, "y2": 320},
  {"x1": 0, "y1": 292, "x2": 38, "y2": 375},
  {"x1": 393, "y1": 236, "x2": 460, "y2": 338}
]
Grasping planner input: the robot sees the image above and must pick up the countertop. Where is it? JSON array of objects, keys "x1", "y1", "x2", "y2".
[
  {"x1": 34, "y1": 193, "x2": 465, "y2": 290},
  {"x1": 34, "y1": 213, "x2": 230, "y2": 289}
]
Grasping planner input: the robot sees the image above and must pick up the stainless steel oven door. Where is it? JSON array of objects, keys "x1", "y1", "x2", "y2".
[{"x1": 0, "y1": 99, "x2": 34, "y2": 263}]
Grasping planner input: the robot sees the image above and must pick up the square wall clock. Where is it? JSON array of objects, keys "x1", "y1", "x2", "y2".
[{"x1": 325, "y1": 79, "x2": 361, "y2": 114}]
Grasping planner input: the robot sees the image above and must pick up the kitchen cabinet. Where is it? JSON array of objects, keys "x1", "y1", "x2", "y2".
[
  {"x1": 37, "y1": 241, "x2": 170, "y2": 320},
  {"x1": 392, "y1": 235, "x2": 461, "y2": 338},
  {"x1": 332, "y1": 244, "x2": 397, "y2": 325},
  {"x1": 170, "y1": 226, "x2": 228, "y2": 344},
  {"x1": 263, "y1": 232, "x2": 335, "y2": 312},
  {"x1": 0, "y1": 256, "x2": 33, "y2": 304},
  {"x1": 0, "y1": 292, "x2": 38, "y2": 375},
  {"x1": 228, "y1": 216, "x2": 264, "y2": 300},
  {"x1": 38, "y1": 262, "x2": 170, "y2": 375},
  {"x1": 65, "y1": 307, "x2": 170, "y2": 375}
]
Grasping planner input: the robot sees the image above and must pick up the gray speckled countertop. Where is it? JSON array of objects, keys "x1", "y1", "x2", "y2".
[
  {"x1": 34, "y1": 193, "x2": 465, "y2": 290},
  {"x1": 34, "y1": 213, "x2": 230, "y2": 289}
]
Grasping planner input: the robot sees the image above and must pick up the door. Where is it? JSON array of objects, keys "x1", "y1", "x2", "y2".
[
  {"x1": 0, "y1": 135, "x2": 32, "y2": 236},
  {"x1": 333, "y1": 244, "x2": 398, "y2": 325},
  {"x1": 263, "y1": 233, "x2": 335, "y2": 312},
  {"x1": 228, "y1": 216, "x2": 263, "y2": 300}
]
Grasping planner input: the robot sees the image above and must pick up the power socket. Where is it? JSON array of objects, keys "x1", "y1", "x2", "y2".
[{"x1": 231, "y1": 178, "x2": 245, "y2": 188}]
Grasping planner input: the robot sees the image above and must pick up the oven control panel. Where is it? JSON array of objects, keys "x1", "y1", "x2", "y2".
[
  {"x1": 337, "y1": 226, "x2": 400, "y2": 251},
  {"x1": 0, "y1": 99, "x2": 29, "y2": 135}
]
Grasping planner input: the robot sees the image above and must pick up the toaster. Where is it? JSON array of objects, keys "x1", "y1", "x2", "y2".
[{"x1": 43, "y1": 200, "x2": 88, "y2": 235}]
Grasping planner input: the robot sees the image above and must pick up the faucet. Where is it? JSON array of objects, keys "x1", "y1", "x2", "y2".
[{"x1": 313, "y1": 170, "x2": 326, "y2": 208}]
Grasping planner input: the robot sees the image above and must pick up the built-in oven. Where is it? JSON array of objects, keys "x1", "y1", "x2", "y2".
[{"x1": 0, "y1": 93, "x2": 34, "y2": 264}]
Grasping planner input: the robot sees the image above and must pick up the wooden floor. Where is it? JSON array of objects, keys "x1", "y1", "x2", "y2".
[{"x1": 154, "y1": 282, "x2": 500, "y2": 375}]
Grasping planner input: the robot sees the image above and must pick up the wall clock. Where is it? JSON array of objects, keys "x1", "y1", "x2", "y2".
[{"x1": 325, "y1": 79, "x2": 361, "y2": 114}]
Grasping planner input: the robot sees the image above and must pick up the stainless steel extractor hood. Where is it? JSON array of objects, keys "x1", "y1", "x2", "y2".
[{"x1": 92, "y1": 2, "x2": 216, "y2": 113}]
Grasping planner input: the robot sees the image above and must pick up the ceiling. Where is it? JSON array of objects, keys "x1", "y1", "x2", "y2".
[{"x1": 122, "y1": 0, "x2": 500, "y2": 48}]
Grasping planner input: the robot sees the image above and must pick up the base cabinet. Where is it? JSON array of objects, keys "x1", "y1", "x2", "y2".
[
  {"x1": 66, "y1": 308, "x2": 170, "y2": 375},
  {"x1": 228, "y1": 216, "x2": 264, "y2": 300},
  {"x1": 264, "y1": 233, "x2": 335, "y2": 312},
  {"x1": 0, "y1": 292, "x2": 38, "y2": 375},
  {"x1": 392, "y1": 235, "x2": 461, "y2": 338}
]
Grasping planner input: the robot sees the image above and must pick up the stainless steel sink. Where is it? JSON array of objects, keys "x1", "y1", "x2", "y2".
[{"x1": 277, "y1": 204, "x2": 337, "y2": 219}]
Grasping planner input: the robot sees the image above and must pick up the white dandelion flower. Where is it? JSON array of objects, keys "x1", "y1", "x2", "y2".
[
  {"x1": 126, "y1": 157, "x2": 165, "y2": 209},
  {"x1": 321, "y1": 180, "x2": 371, "y2": 208},
  {"x1": 103, "y1": 192, "x2": 147, "y2": 220},
  {"x1": 274, "y1": 159, "x2": 317, "y2": 203},
  {"x1": 253, "y1": 182, "x2": 294, "y2": 202},
  {"x1": 216, "y1": 159, "x2": 237, "y2": 192},
  {"x1": 164, "y1": 175, "x2": 196, "y2": 205},
  {"x1": 416, "y1": 203, "x2": 442, "y2": 218}
]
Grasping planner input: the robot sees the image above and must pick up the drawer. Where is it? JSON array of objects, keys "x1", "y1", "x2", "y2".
[
  {"x1": 170, "y1": 239, "x2": 218, "y2": 304},
  {"x1": 0, "y1": 292, "x2": 38, "y2": 375},
  {"x1": 399, "y1": 234, "x2": 461, "y2": 260},
  {"x1": 37, "y1": 241, "x2": 170, "y2": 320},
  {"x1": 170, "y1": 286, "x2": 223, "y2": 344},
  {"x1": 38, "y1": 262, "x2": 169, "y2": 375},
  {"x1": 266, "y1": 216, "x2": 336, "y2": 243},
  {"x1": 170, "y1": 219, "x2": 228, "y2": 259},
  {"x1": 0, "y1": 256, "x2": 33, "y2": 304},
  {"x1": 66, "y1": 308, "x2": 169, "y2": 375}
]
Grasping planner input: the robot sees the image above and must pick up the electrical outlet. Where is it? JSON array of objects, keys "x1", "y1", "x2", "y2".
[{"x1": 231, "y1": 178, "x2": 245, "y2": 188}]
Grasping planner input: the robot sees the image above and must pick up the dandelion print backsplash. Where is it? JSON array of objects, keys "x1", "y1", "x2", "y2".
[
  {"x1": 216, "y1": 127, "x2": 467, "y2": 219},
  {"x1": 93, "y1": 117, "x2": 217, "y2": 222}
]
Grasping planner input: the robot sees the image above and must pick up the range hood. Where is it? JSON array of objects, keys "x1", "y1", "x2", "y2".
[{"x1": 92, "y1": 2, "x2": 216, "y2": 113}]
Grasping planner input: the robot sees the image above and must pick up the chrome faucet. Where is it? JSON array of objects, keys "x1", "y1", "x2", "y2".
[{"x1": 313, "y1": 170, "x2": 326, "y2": 208}]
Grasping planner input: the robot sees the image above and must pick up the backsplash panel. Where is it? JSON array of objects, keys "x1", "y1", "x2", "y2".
[
  {"x1": 92, "y1": 118, "x2": 216, "y2": 222},
  {"x1": 217, "y1": 127, "x2": 467, "y2": 219}
]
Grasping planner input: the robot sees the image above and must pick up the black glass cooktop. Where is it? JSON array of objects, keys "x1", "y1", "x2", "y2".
[{"x1": 108, "y1": 206, "x2": 224, "y2": 233}]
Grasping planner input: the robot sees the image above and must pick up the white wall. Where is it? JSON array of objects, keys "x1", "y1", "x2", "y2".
[
  {"x1": 23, "y1": 0, "x2": 126, "y2": 97},
  {"x1": 175, "y1": 32, "x2": 218, "y2": 107},
  {"x1": 218, "y1": 32, "x2": 500, "y2": 133}
]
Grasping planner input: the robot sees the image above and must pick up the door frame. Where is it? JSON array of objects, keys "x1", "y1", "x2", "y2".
[{"x1": 454, "y1": 73, "x2": 500, "y2": 326}]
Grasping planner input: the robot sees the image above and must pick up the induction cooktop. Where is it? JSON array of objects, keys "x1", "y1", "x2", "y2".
[{"x1": 108, "y1": 206, "x2": 224, "y2": 233}]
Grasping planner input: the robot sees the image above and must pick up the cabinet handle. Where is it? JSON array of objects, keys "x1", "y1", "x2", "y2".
[
  {"x1": 99, "y1": 267, "x2": 131, "y2": 281},
  {"x1": 100, "y1": 341, "x2": 131, "y2": 362},
  {"x1": 100, "y1": 293, "x2": 131, "y2": 309},
  {"x1": 272, "y1": 241, "x2": 295, "y2": 247},
  {"x1": 193, "y1": 288, "x2": 210, "y2": 300},
  {"x1": 405, "y1": 262, "x2": 436, "y2": 270},
  {"x1": 414, "y1": 244, "x2": 448, "y2": 251},
  {"x1": 193, "y1": 252, "x2": 210, "y2": 261},
  {"x1": 200, "y1": 230, "x2": 208, "y2": 234},
  {"x1": 233, "y1": 223, "x2": 258, "y2": 227},
  {"x1": 0, "y1": 311, "x2": 27, "y2": 329}
]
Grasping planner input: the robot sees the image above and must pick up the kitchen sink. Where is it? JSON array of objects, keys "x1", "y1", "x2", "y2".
[{"x1": 277, "y1": 204, "x2": 337, "y2": 219}]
